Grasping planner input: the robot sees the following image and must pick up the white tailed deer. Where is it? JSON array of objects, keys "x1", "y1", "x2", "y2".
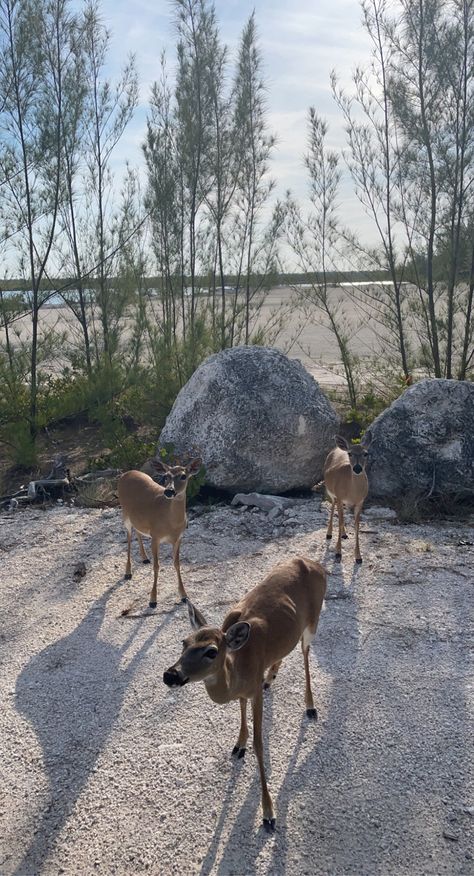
[
  {"x1": 163, "y1": 556, "x2": 326, "y2": 831},
  {"x1": 323, "y1": 435, "x2": 371, "y2": 564},
  {"x1": 117, "y1": 456, "x2": 202, "y2": 612}
]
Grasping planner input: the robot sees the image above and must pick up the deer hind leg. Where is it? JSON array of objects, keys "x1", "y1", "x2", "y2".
[
  {"x1": 354, "y1": 502, "x2": 364, "y2": 565},
  {"x1": 172, "y1": 536, "x2": 187, "y2": 602},
  {"x1": 263, "y1": 660, "x2": 282, "y2": 690},
  {"x1": 252, "y1": 688, "x2": 275, "y2": 832},
  {"x1": 149, "y1": 536, "x2": 160, "y2": 609},
  {"x1": 301, "y1": 625, "x2": 317, "y2": 720},
  {"x1": 335, "y1": 499, "x2": 345, "y2": 561},
  {"x1": 326, "y1": 497, "x2": 335, "y2": 540},
  {"x1": 124, "y1": 522, "x2": 133, "y2": 580},
  {"x1": 137, "y1": 532, "x2": 150, "y2": 564},
  {"x1": 232, "y1": 697, "x2": 248, "y2": 759}
]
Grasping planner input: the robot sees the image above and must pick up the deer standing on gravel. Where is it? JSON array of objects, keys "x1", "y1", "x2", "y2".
[
  {"x1": 117, "y1": 457, "x2": 202, "y2": 612},
  {"x1": 323, "y1": 435, "x2": 371, "y2": 564},
  {"x1": 163, "y1": 556, "x2": 326, "y2": 831}
]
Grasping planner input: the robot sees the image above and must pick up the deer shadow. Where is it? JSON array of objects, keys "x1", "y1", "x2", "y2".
[{"x1": 12, "y1": 581, "x2": 176, "y2": 876}]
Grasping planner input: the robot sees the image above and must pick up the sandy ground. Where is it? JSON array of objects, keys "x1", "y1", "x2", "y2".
[
  {"x1": 1, "y1": 496, "x2": 473, "y2": 876},
  {"x1": 1, "y1": 286, "x2": 391, "y2": 391}
]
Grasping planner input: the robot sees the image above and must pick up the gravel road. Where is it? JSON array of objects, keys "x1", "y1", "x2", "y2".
[{"x1": 1, "y1": 498, "x2": 473, "y2": 875}]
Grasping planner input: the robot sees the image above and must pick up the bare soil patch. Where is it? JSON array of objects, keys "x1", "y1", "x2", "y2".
[{"x1": 0, "y1": 498, "x2": 473, "y2": 875}]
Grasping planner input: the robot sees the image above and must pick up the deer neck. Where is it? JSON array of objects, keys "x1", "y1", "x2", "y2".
[
  {"x1": 350, "y1": 470, "x2": 368, "y2": 501},
  {"x1": 203, "y1": 654, "x2": 235, "y2": 705}
]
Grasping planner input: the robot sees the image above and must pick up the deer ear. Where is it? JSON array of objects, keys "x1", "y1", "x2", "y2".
[
  {"x1": 335, "y1": 435, "x2": 349, "y2": 451},
  {"x1": 186, "y1": 457, "x2": 202, "y2": 476},
  {"x1": 225, "y1": 621, "x2": 251, "y2": 652},
  {"x1": 187, "y1": 599, "x2": 207, "y2": 630},
  {"x1": 150, "y1": 458, "x2": 170, "y2": 474}
]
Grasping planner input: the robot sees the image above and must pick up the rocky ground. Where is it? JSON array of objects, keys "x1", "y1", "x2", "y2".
[{"x1": 0, "y1": 496, "x2": 473, "y2": 876}]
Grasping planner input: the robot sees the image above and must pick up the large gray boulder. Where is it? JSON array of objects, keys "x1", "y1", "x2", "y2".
[
  {"x1": 159, "y1": 346, "x2": 338, "y2": 493},
  {"x1": 366, "y1": 379, "x2": 474, "y2": 501}
]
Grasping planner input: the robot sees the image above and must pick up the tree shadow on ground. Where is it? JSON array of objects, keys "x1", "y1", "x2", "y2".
[{"x1": 13, "y1": 582, "x2": 177, "y2": 875}]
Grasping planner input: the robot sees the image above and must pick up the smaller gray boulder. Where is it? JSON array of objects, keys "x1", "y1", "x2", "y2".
[
  {"x1": 159, "y1": 346, "x2": 338, "y2": 493},
  {"x1": 231, "y1": 492, "x2": 295, "y2": 511},
  {"x1": 366, "y1": 379, "x2": 474, "y2": 501}
]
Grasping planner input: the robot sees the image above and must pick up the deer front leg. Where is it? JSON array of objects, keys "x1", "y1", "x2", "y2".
[
  {"x1": 252, "y1": 688, "x2": 275, "y2": 832},
  {"x1": 137, "y1": 532, "x2": 150, "y2": 564},
  {"x1": 172, "y1": 536, "x2": 187, "y2": 602},
  {"x1": 124, "y1": 526, "x2": 132, "y2": 579},
  {"x1": 149, "y1": 536, "x2": 160, "y2": 608},
  {"x1": 354, "y1": 502, "x2": 363, "y2": 565},
  {"x1": 301, "y1": 632, "x2": 317, "y2": 719},
  {"x1": 326, "y1": 498, "x2": 335, "y2": 540},
  {"x1": 335, "y1": 499, "x2": 345, "y2": 561},
  {"x1": 232, "y1": 698, "x2": 248, "y2": 759}
]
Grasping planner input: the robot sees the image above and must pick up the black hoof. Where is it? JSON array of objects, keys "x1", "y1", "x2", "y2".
[
  {"x1": 231, "y1": 745, "x2": 246, "y2": 759},
  {"x1": 263, "y1": 818, "x2": 276, "y2": 833},
  {"x1": 326, "y1": 534, "x2": 332, "y2": 540},
  {"x1": 142, "y1": 558, "x2": 151, "y2": 565},
  {"x1": 356, "y1": 558, "x2": 363, "y2": 565},
  {"x1": 149, "y1": 601, "x2": 157, "y2": 609},
  {"x1": 342, "y1": 533, "x2": 349, "y2": 540},
  {"x1": 124, "y1": 573, "x2": 132, "y2": 580},
  {"x1": 335, "y1": 553, "x2": 341, "y2": 562},
  {"x1": 180, "y1": 596, "x2": 187, "y2": 603},
  {"x1": 306, "y1": 707, "x2": 318, "y2": 720}
]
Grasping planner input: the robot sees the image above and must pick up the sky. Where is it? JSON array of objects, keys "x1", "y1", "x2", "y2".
[{"x1": 93, "y1": 0, "x2": 376, "y2": 252}]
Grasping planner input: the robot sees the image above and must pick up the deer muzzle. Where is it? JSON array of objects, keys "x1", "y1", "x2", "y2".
[
  {"x1": 163, "y1": 488, "x2": 176, "y2": 498},
  {"x1": 163, "y1": 667, "x2": 189, "y2": 687}
]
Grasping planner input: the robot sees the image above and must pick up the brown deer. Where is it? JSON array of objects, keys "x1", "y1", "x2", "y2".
[
  {"x1": 163, "y1": 556, "x2": 326, "y2": 831},
  {"x1": 117, "y1": 456, "x2": 202, "y2": 611},
  {"x1": 323, "y1": 435, "x2": 371, "y2": 564}
]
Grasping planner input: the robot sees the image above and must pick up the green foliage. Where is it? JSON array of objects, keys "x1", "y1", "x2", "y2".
[
  {"x1": 88, "y1": 435, "x2": 157, "y2": 472},
  {"x1": 0, "y1": 359, "x2": 37, "y2": 467}
]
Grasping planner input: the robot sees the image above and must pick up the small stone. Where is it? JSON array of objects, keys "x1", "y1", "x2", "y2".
[
  {"x1": 268, "y1": 507, "x2": 282, "y2": 521},
  {"x1": 443, "y1": 829, "x2": 460, "y2": 841},
  {"x1": 73, "y1": 561, "x2": 86, "y2": 579}
]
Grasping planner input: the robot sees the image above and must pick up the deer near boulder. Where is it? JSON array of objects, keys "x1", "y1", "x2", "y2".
[
  {"x1": 163, "y1": 556, "x2": 326, "y2": 831},
  {"x1": 323, "y1": 435, "x2": 371, "y2": 564},
  {"x1": 117, "y1": 456, "x2": 202, "y2": 613}
]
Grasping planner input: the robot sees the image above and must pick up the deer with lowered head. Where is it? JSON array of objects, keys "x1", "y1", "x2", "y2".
[
  {"x1": 323, "y1": 434, "x2": 371, "y2": 564},
  {"x1": 163, "y1": 556, "x2": 326, "y2": 831},
  {"x1": 117, "y1": 455, "x2": 202, "y2": 612}
]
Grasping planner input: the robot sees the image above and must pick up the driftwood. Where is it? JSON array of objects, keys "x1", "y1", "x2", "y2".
[
  {"x1": 1, "y1": 462, "x2": 122, "y2": 511},
  {"x1": 75, "y1": 469, "x2": 121, "y2": 483}
]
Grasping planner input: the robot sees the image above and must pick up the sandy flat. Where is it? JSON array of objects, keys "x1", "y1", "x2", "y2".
[{"x1": 1, "y1": 497, "x2": 472, "y2": 875}]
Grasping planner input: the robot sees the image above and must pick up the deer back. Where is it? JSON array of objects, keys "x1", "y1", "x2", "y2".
[{"x1": 222, "y1": 557, "x2": 326, "y2": 692}]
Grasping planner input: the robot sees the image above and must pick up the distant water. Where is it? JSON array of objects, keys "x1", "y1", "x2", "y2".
[{"x1": 1, "y1": 288, "x2": 94, "y2": 307}]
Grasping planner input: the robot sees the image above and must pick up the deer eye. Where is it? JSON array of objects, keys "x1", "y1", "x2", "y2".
[
  {"x1": 204, "y1": 647, "x2": 218, "y2": 660},
  {"x1": 180, "y1": 474, "x2": 187, "y2": 481}
]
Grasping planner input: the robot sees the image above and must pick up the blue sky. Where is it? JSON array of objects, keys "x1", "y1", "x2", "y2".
[{"x1": 93, "y1": 0, "x2": 376, "y2": 243}]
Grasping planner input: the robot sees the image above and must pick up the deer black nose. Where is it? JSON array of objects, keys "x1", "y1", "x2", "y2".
[
  {"x1": 353, "y1": 464, "x2": 363, "y2": 474},
  {"x1": 164, "y1": 488, "x2": 176, "y2": 498},
  {"x1": 163, "y1": 668, "x2": 188, "y2": 687}
]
